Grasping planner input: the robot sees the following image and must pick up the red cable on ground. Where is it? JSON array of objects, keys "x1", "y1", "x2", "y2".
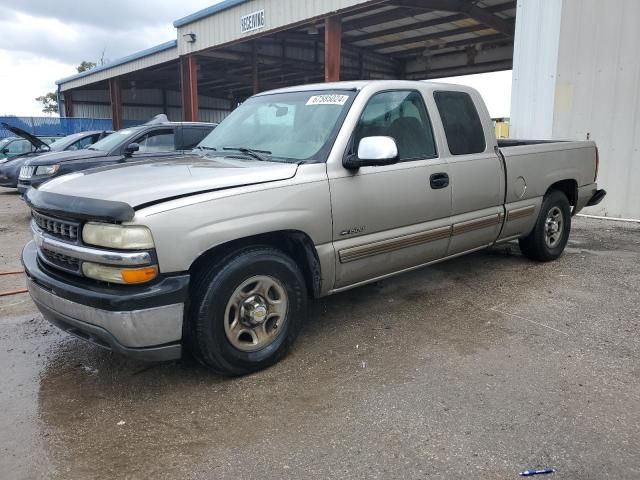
[
  {"x1": 0, "y1": 288, "x2": 28, "y2": 297},
  {"x1": 0, "y1": 271, "x2": 27, "y2": 296}
]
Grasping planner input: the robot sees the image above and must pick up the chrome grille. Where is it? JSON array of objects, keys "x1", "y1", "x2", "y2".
[
  {"x1": 20, "y1": 166, "x2": 35, "y2": 179},
  {"x1": 41, "y1": 249, "x2": 81, "y2": 273},
  {"x1": 32, "y1": 211, "x2": 80, "y2": 242}
]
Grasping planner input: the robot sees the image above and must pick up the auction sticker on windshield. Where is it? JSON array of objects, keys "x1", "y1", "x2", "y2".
[{"x1": 306, "y1": 95, "x2": 349, "y2": 106}]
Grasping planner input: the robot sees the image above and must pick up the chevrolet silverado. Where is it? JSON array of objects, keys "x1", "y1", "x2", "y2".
[{"x1": 22, "y1": 81, "x2": 605, "y2": 375}]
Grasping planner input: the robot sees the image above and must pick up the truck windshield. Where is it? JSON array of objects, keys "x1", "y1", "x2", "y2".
[
  {"x1": 197, "y1": 90, "x2": 356, "y2": 162},
  {"x1": 88, "y1": 127, "x2": 145, "y2": 152}
]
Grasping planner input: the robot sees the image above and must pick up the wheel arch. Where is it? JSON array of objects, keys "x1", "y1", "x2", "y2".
[
  {"x1": 188, "y1": 230, "x2": 323, "y2": 299},
  {"x1": 546, "y1": 179, "x2": 578, "y2": 210}
]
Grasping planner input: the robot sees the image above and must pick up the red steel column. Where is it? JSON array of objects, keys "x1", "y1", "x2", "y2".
[
  {"x1": 62, "y1": 90, "x2": 74, "y2": 117},
  {"x1": 108, "y1": 78, "x2": 122, "y2": 130},
  {"x1": 181, "y1": 54, "x2": 199, "y2": 121},
  {"x1": 324, "y1": 15, "x2": 342, "y2": 82}
]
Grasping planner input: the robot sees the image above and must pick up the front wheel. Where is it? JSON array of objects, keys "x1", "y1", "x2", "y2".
[
  {"x1": 188, "y1": 247, "x2": 307, "y2": 376},
  {"x1": 518, "y1": 190, "x2": 571, "y2": 262}
]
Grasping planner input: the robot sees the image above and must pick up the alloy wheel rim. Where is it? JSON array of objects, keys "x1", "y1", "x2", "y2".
[
  {"x1": 544, "y1": 206, "x2": 564, "y2": 248},
  {"x1": 224, "y1": 275, "x2": 288, "y2": 352}
]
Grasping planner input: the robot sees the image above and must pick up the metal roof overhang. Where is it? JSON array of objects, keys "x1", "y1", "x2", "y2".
[
  {"x1": 57, "y1": 0, "x2": 516, "y2": 98},
  {"x1": 56, "y1": 41, "x2": 178, "y2": 91},
  {"x1": 184, "y1": 0, "x2": 516, "y2": 98}
]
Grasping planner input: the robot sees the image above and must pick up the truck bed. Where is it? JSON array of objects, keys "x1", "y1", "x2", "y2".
[{"x1": 498, "y1": 139, "x2": 597, "y2": 205}]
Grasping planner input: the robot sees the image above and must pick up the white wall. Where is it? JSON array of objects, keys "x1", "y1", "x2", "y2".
[
  {"x1": 510, "y1": 0, "x2": 640, "y2": 219},
  {"x1": 509, "y1": 0, "x2": 562, "y2": 139}
]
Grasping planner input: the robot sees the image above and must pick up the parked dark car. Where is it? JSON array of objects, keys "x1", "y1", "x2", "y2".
[
  {"x1": 0, "y1": 124, "x2": 111, "y2": 188},
  {"x1": 17, "y1": 117, "x2": 216, "y2": 194}
]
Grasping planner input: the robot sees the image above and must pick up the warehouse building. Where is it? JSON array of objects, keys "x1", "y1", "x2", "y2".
[
  {"x1": 55, "y1": 0, "x2": 640, "y2": 219},
  {"x1": 56, "y1": 0, "x2": 517, "y2": 126}
]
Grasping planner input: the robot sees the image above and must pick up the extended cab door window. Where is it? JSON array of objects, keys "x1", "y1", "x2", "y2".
[
  {"x1": 134, "y1": 129, "x2": 175, "y2": 154},
  {"x1": 353, "y1": 90, "x2": 437, "y2": 161},
  {"x1": 433, "y1": 91, "x2": 486, "y2": 155}
]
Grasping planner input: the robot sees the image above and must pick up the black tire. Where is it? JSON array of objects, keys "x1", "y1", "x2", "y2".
[
  {"x1": 518, "y1": 190, "x2": 571, "y2": 262},
  {"x1": 187, "y1": 247, "x2": 307, "y2": 376}
]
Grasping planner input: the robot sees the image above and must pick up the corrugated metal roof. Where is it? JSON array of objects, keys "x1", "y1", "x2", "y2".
[
  {"x1": 173, "y1": 0, "x2": 251, "y2": 27},
  {"x1": 55, "y1": 40, "x2": 178, "y2": 86},
  {"x1": 56, "y1": 0, "x2": 516, "y2": 96}
]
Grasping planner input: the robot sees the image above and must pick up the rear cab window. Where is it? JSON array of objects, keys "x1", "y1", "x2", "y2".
[{"x1": 433, "y1": 91, "x2": 486, "y2": 155}]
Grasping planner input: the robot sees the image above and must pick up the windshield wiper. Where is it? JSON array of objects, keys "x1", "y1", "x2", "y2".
[
  {"x1": 195, "y1": 145, "x2": 217, "y2": 151},
  {"x1": 222, "y1": 146, "x2": 271, "y2": 161}
]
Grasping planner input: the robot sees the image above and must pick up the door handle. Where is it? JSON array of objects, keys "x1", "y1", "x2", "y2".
[{"x1": 430, "y1": 172, "x2": 449, "y2": 189}]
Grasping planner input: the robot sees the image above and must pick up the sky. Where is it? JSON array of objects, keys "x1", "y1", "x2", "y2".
[
  {"x1": 0, "y1": 0, "x2": 215, "y2": 116},
  {"x1": 0, "y1": 0, "x2": 512, "y2": 118}
]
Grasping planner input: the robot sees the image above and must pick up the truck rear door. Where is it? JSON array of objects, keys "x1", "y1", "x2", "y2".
[{"x1": 432, "y1": 90, "x2": 504, "y2": 255}]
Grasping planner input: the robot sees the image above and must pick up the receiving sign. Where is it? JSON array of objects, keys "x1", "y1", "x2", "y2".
[{"x1": 241, "y1": 10, "x2": 265, "y2": 34}]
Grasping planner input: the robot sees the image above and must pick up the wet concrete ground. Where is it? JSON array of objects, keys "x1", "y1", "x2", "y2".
[{"x1": 1, "y1": 187, "x2": 639, "y2": 479}]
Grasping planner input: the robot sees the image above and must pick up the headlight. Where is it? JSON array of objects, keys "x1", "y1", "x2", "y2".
[
  {"x1": 82, "y1": 223, "x2": 155, "y2": 249},
  {"x1": 35, "y1": 164, "x2": 60, "y2": 176},
  {"x1": 82, "y1": 262, "x2": 158, "y2": 284}
]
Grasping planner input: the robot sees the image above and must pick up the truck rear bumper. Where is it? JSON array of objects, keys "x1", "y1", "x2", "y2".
[
  {"x1": 586, "y1": 189, "x2": 607, "y2": 207},
  {"x1": 575, "y1": 183, "x2": 606, "y2": 214},
  {"x1": 22, "y1": 241, "x2": 188, "y2": 362}
]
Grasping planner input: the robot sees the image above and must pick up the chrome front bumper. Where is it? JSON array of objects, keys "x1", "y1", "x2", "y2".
[
  {"x1": 27, "y1": 278, "x2": 184, "y2": 360},
  {"x1": 27, "y1": 278, "x2": 183, "y2": 361},
  {"x1": 23, "y1": 239, "x2": 187, "y2": 362}
]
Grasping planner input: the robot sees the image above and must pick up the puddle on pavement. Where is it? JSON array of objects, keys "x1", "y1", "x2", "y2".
[{"x1": 6, "y1": 227, "x2": 630, "y2": 478}]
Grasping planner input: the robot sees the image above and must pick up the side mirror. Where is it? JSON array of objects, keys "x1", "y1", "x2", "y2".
[
  {"x1": 0, "y1": 148, "x2": 8, "y2": 154},
  {"x1": 124, "y1": 142, "x2": 140, "y2": 157},
  {"x1": 343, "y1": 136, "x2": 399, "y2": 169}
]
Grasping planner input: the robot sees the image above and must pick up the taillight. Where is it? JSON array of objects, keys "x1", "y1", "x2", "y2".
[{"x1": 594, "y1": 146, "x2": 599, "y2": 181}]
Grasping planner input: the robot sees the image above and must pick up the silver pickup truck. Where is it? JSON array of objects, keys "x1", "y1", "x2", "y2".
[{"x1": 22, "y1": 80, "x2": 605, "y2": 375}]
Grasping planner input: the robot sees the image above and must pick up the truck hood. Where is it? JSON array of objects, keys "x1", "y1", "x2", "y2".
[
  {"x1": 38, "y1": 154, "x2": 299, "y2": 210},
  {"x1": 24, "y1": 148, "x2": 107, "y2": 166}
]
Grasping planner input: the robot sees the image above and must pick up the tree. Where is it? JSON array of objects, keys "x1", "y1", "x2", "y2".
[
  {"x1": 35, "y1": 92, "x2": 59, "y2": 115},
  {"x1": 77, "y1": 60, "x2": 97, "y2": 73},
  {"x1": 36, "y1": 60, "x2": 99, "y2": 115}
]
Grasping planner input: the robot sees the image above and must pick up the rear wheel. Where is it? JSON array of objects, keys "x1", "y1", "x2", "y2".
[
  {"x1": 188, "y1": 247, "x2": 307, "y2": 376},
  {"x1": 518, "y1": 190, "x2": 571, "y2": 261}
]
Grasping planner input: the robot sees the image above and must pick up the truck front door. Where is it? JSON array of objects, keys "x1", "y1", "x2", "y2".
[{"x1": 329, "y1": 89, "x2": 452, "y2": 290}]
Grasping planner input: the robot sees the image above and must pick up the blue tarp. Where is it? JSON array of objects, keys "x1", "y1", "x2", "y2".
[{"x1": 0, "y1": 117, "x2": 141, "y2": 139}]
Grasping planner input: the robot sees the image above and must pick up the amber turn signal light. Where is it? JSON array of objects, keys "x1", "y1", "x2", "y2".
[{"x1": 121, "y1": 266, "x2": 158, "y2": 284}]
